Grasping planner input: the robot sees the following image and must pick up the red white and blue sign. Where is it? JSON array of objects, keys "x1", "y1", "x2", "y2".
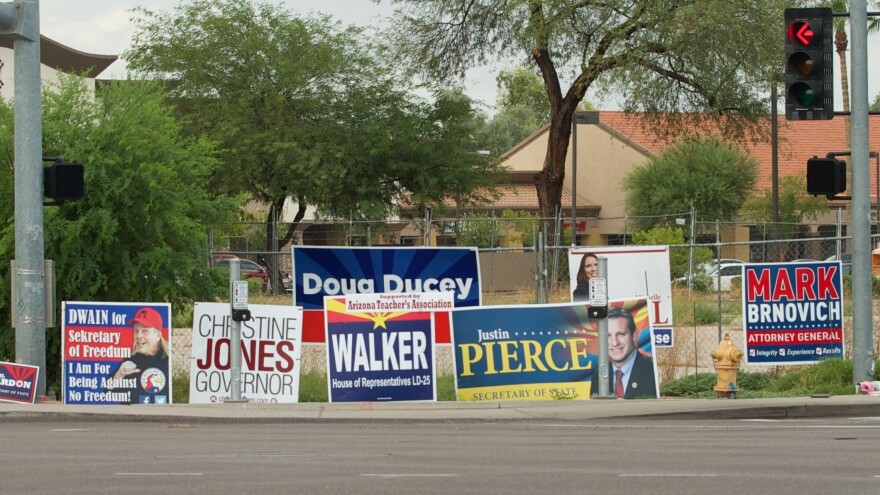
[
  {"x1": 742, "y1": 261, "x2": 844, "y2": 365},
  {"x1": 324, "y1": 295, "x2": 437, "y2": 402},
  {"x1": 293, "y1": 246, "x2": 481, "y2": 343},
  {"x1": 62, "y1": 301, "x2": 172, "y2": 405},
  {"x1": 0, "y1": 361, "x2": 39, "y2": 404}
]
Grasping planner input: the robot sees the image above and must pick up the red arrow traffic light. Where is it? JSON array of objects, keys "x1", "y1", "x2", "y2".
[
  {"x1": 786, "y1": 21, "x2": 815, "y2": 46},
  {"x1": 784, "y1": 8, "x2": 833, "y2": 120}
]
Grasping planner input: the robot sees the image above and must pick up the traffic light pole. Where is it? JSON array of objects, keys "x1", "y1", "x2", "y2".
[
  {"x1": 849, "y1": 0, "x2": 875, "y2": 383},
  {"x1": 3, "y1": 1, "x2": 47, "y2": 398}
]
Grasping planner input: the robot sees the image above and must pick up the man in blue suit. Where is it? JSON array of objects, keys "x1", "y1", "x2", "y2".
[{"x1": 606, "y1": 307, "x2": 657, "y2": 399}]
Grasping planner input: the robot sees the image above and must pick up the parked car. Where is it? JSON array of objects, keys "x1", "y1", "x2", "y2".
[
  {"x1": 698, "y1": 258, "x2": 745, "y2": 271},
  {"x1": 706, "y1": 263, "x2": 745, "y2": 292},
  {"x1": 211, "y1": 255, "x2": 270, "y2": 289},
  {"x1": 676, "y1": 258, "x2": 745, "y2": 284},
  {"x1": 675, "y1": 263, "x2": 743, "y2": 292}
]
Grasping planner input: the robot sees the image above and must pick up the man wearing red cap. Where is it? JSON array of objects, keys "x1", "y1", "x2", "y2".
[{"x1": 105, "y1": 307, "x2": 170, "y2": 404}]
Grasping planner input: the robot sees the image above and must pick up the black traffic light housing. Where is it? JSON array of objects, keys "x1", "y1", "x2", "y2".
[
  {"x1": 784, "y1": 8, "x2": 834, "y2": 120},
  {"x1": 43, "y1": 157, "x2": 84, "y2": 204},
  {"x1": 806, "y1": 155, "x2": 846, "y2": 197}
]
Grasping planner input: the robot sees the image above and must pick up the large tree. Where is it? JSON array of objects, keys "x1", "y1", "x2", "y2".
[
  {"x1": 125, "y1": 0, "x2": 504, "y2": 276},
  {"x1": 0, "y1": 75, "x2": 238, "y2": 387},
  {"x1": 623, "y1": 137, "x2": 758, "y2": 230},
  {"x1": 382, "y1": 0, "x2": 787, "y2": 229}
]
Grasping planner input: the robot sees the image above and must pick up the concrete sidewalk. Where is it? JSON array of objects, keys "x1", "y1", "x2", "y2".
[{"x1": 1, "y1": 395, "x2": 878, "y2": 423}]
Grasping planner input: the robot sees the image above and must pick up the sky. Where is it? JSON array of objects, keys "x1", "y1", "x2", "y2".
[
  {"x1": 38, "y1": 0, "x2": 510, "y2": 112},
  {"x1": 36, "y1": 1, "x2": 880, "y2": 114}
]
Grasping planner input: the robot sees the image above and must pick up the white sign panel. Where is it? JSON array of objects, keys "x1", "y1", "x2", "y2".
[
  {"x1": 569, "y1": 246, "x2": 673, "y2": 328},
  {"x1": 189, "y1": 303, "x2": 303, "y2": 404},
  {"x1": 344, "y1": 291, "x2": 455, "y2": 314}
]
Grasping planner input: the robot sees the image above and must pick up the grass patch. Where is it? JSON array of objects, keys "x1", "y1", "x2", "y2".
[
  {"x1": 437, "y1": 374, "x2": 456, "y2": 401},
  {"x1": 661, "y1": 358, "x2": 870, "y2": 398},
  {"x1": 172, "y1": 374, "x2": 190, "y2": 404}
]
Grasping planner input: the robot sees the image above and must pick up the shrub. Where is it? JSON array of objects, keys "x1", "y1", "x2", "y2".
[
  {"x1": 736, "y1": 371, "x2": 774, "y2": 391},
  {"x1": 692, "y1": 303, "x2": 718, "y2": 325},
  {"x1": 660, "y1": 373, "x2": 716, "y2": 397}
]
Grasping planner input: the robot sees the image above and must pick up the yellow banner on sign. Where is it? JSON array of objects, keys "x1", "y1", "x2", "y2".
[{"x1": 457, "y1": 381, "x2": 592, "y2": 401}]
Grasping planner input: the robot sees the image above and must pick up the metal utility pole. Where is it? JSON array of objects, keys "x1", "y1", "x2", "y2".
[
  {"x1": 596, "y1": 257, "x2": 610, "y2": 398},
  {"x1": 3, "y1": 1, "x2": 47, "y2": 397},
  {"x1": 849, "y1": 0, "x2": 875, "y2": 382}
]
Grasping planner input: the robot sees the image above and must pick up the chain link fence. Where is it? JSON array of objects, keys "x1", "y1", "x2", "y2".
[{"x1": 176, "y1": 209, "x2": 878, "y2": 384}]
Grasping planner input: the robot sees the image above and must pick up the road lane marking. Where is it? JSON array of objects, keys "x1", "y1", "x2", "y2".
[
  {"x1": 50, "y1": 429, "x2": 92, "y2": 432},
  {"x1": 116, "y1": 473, "x2": 203, "y2": 476},
  {"x1": 361, "y1": 474, "x2": 457, "y2": 478},
  {"x1": 619, "y1": 474, "x2": 716, "y2": 477}
]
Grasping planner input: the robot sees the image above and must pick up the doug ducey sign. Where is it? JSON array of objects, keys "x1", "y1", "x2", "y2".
[{"x1": 292, "y1": 246, "x2": 481, "y2": 343}]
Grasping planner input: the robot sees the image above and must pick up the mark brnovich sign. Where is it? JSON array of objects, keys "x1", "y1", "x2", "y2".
[{"x1": 742, "y1": 261, "x2": 844, "y2": 365}]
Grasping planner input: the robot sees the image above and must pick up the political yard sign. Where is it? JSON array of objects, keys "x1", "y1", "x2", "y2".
[
  {"x1": 292, "y1": 246, "x2": 480, "y2": 344},
  {"x1": 450, "y1": 303, "x2": 601, "y2": 401},
  {"x1": 0, "y1": 361, "x2": 39, "y2": 404},
  {"x1": 190, "y1": 303, "x2": 303, "y2": 404},
  {"x1": 324, "y1": 292, "x2": 445, "y2": 402},
  {"x1": 742, "y1": 261, "x2": 844, "y2": 365},
  {"x1": 62, "y1": 302, "x2": 172, "y2": 405},
  {"x1": 569, "y1": 245, "x2": 673, "y2": 330}
]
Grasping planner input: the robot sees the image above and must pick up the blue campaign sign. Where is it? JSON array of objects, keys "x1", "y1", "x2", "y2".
[
  {"x1": 742, "y1": 261, "x2": 844, "y2": 365},
  {"x1": 325, "y1": 297, "x2": 436, "y2": 402},
  {"x1": 451, "y1": 304, "x2": 601, "y2": 401},
  {"x1": 653, "y1": 328, "x2": 673, "y2": 348},
  {"x1": 62, "y1": 301, "x2": 173, "y2": 405},
  {"x1": 292, "y1": 247, "x2": 481, "y2": 310}
]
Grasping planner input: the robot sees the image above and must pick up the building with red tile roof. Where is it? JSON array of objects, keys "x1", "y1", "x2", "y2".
[{"x1": 499, "y1": 110, "x2": 877, "y2": 251}]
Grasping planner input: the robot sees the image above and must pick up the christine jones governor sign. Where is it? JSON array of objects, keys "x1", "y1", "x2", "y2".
[
  {"x1": 190, "y1": 303, "x2": 303, "y2": 404},
  {"x1": 742, "y1": 261, "x2": 844, "y2": 365}
]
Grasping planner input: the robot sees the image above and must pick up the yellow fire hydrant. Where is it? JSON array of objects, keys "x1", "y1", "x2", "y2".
[{"x1": 711, "y1": 333, "x2": 743, "y2": 399}]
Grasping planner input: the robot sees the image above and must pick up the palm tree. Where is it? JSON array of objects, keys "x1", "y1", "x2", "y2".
[{"x1": 829, "y1": 0, "x2": 880, "y2": 190}]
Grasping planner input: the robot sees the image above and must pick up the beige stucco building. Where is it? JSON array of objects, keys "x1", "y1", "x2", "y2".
[{"x1": 499, "y1": 110, "x2": 880, "y2": 260}]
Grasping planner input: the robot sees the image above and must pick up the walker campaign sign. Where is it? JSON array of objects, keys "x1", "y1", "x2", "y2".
[
  {"x1": 742, "y1": 261, "x2": 844, "y2": 365},
  {"x1": 569, "y1": 246, "x2": 673, "y2": 329},
  {"x1": 293, "y1": 246, "x2": 481, "y2": 343},
  {"x1": 324, "y1": 292, "x2": 445, "y2": 402},
  {"x1": 62, "y1": 302, "x2": 172, "y2": 405},
  {"x1": 0, "y1": 361, "x2": 39, "y2": 404},
  {"x1": 190, "y1": 303, "x2": 303, "y2": 404}
]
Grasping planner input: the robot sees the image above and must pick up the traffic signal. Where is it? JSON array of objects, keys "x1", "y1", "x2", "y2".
[
  {"x1": 43, "y1": 161, "x2": 84, "y2": 203},
  {"x1": 784, "y1": 8, "x2": 833, "y2": 120},
  {"x1": 806, "y1": 156, "x2": 845, "y2": 196}
]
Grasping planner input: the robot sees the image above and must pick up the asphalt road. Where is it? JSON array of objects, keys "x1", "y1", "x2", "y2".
[{"x1": 3, "y1": 416, "x2": 880, "y2": 495}]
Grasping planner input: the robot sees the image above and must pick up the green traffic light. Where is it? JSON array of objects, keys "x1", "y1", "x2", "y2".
[{"x1": 788, "y1": 82, "x2": 814, "y2": 107}]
